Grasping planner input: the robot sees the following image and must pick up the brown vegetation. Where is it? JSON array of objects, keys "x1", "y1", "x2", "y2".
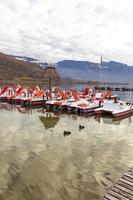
[
  {"x1": 0, "y1": 53, "x2": 44, "y2": 80},
  {"x1": 0, "y1": 53, "x2": 60, "y2": 84}
]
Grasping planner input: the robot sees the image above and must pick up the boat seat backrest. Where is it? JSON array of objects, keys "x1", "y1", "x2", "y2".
[
  {"x1": 103, "y1": 103, "x2": 121, "y2": 111},
  {"x1": 95, "y1": 93, "x2": 103, "y2": 98}
]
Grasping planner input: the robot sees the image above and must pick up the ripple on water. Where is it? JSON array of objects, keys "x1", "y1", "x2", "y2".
[{"x1": 0, "y1": 105, "x2": 133, "y2": 200}]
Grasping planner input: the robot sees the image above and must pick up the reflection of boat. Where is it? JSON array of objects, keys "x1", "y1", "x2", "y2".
[
  {"x1": 15, "y1": 105, "x2": 45, "y2": 114},
  {"x1": 0, "y1": 103, "x2": 29, "y2": 113},
  {"x1": 0, "y1": 103, "x2": 15, "y2": 111},
  {"x1": 112, "y1": 115, "x2": 132, "y2": 123},
  {"x1": 103, "y1": 117, "x2": 121, "y2": 125},
  {"x1": 39, "y1": 115, "x2": 60, "y2": 129},
  {"x1": 94, "y1": 114, "x2": 132, "y2": 125},
  {"x1": 94, "y1": 116, "x2": 121, "y2": 125},
  {"x1": 95, "y1": 101, "x2": 133, "y2": 118},
  {"x1": 21, "y1": 97, "x2": 46, "y2": 107},
  {"x1": 15, "y1": 106, "x2": 28, "y2": 113}
]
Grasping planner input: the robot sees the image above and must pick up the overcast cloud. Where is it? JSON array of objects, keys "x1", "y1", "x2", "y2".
[{"x1": 0, "y1": 0, "x2": 133, "y2": 64}]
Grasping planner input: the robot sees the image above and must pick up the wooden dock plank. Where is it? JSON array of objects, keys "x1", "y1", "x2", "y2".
[
  {"x1": 108, "y1": 190, "x2": 129, "y2": 200},
  {"x1": 111, "y1": 187, "x2": 133, "y2": 200},
  {"x1": 104, "y1": 193, "x2": 120, "y2": 200},
  {"x1": 119, "y1": 179, "x2": 133, "y2": 187},
  {"x1": 103, "y1": 197, "x2": 109, "y2": 200},
  {"x1": 129, "y1": 169, "x2": 133, "y2": 173},
  {"x1": 127, "y1": 172, "x2": 133, "y2": 177},
  {"x1": 123, "y1": 176, "x2": 133, "y2": 184},
  {"x1": 102, "y1": 167, "x2": 133, "y2": 200},
  {"x1": 124, "y1": 173, "x2": 133, "y2": 180},
  {"x1": 112, "y1": 185, "x2": 133, "y2": 199},
  {"x1": 118, "y1": 181, "x2": 133, "y2": 192}
]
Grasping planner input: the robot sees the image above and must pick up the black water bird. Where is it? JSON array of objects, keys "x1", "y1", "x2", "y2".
[
  {"x1": 63, "y1": 131, "x2": 71, "y2": 137},
  {"x1": 79, "y1": 125, "x2": 85, "y2": 131}
]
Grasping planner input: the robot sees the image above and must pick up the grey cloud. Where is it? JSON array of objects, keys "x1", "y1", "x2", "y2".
[{"x1": 0, "y1": 0, "x2": 133, "y2": 64}]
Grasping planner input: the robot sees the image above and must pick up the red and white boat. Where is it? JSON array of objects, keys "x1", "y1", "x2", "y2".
[
  {"x1": 45, "y1": 91, "x2": 104, "y2": 114},
  {"x1": 21, "y1": 90, "x2": 46, "y2": 107},
  {"x1": 95, "y1": 101, "x2": 133, "y2": 118},
  {"x1": 0, "y1": 85, "x2": 14, "y2": 102},
  {"x1": 20, "y1": 86, "x2": 46, "y2": 107},
  {"x1": 8, "y1": 86, "x2": 29, "y2": 104},
  {"x1": 7, "y1": 85, "x2": 46, "y2": 107}
]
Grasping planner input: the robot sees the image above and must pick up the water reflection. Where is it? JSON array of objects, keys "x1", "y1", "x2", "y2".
[
  {"x1": 0, "y1": 103, "x2": 133, "y2": 200},
  {"x1": 94, "y1": 116, "x2": 121, "y2": 125},
  {"x1": 0, "y1": 103, "x2": 45, "y2": 114},
  {"x1": 94, "y1": 115, "x2": 132, "y2": 125},
  {"x1": 39, "y1": 114, "x2": 60, "y2": 129}
]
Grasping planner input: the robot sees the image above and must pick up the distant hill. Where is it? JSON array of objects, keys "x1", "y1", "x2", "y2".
[
  {"x1": 14, "y1": 56, "x2": 38, "y2": 62},
  {"x1": 55, "y1": 60, "x2": 133, "y2": 82},
  {"x1": 6, "y1": 54, "x2": 133, "y2": 83},
  {"x1": 15, "y1": 55, "x2": 48, "y2": 67},
  {"x1": 0, "y1": 53, "x2": 45, "y2": 80}
]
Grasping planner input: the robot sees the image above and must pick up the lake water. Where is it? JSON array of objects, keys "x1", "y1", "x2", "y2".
[{"x1": 0, "y1": 103, "x2": 133, "y2": 200}]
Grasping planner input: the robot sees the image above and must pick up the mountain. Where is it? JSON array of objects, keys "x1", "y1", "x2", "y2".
[
  {"x1": 14, "y1": 56, "x2": 38, "y2": 62},
  {"x1": 15, "y1": 55, "x2": 48, "y2": 67},
  {"x1": 7, "y1": 54, "x2": 133, "y2": 83},
  {"x1": 55, "y1": 60, "x2": 133, "y2": 82},
  {"x1": 0, "y1": 53, "x2": 44, "y2": 80}
]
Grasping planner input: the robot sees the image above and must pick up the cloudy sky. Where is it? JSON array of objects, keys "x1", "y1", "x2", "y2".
[{"x1": 0, "y1": 0, "x2": 133, "y2": 64}]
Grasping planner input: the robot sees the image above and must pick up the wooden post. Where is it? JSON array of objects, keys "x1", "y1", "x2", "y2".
[
  {"x1": 49, "y1": 76, "x2": 52, "y2": 100},
  {"x1": 43, "y1": 95, "x2": 45, "y2": 107}
]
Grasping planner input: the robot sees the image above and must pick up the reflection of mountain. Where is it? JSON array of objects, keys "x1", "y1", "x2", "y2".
[{"x1": 39, "y1": 115, "x2": 60, "y2": 129}]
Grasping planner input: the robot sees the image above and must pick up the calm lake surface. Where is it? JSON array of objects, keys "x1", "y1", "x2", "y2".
[{"x1": 0, "y1": 102, "x2": 133, "y2": 200}]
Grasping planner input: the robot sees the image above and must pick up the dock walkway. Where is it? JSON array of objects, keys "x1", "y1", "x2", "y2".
[
  {"x1": 103, "y1": 167, "x2": 133, "y2": 200},
  {"x1": 95, "y1": 86, "x2": 133, "y2": 92}
]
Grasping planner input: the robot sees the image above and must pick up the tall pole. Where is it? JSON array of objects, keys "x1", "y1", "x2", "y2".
[
  {"x1": 49, "y1": 76, "x2": 52, "y2": 100},
  {"x1": 99, "y1": 55, "x2": 103, "y2": 87}
]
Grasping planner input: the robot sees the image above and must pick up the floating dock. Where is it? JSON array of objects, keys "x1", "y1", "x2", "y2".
[
  {"x1": 103, "y1": 167, "x2": 133, "y2": 200},
  {"x1": 95, "y1": 86, "x2": 133, "y2": 92}
]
